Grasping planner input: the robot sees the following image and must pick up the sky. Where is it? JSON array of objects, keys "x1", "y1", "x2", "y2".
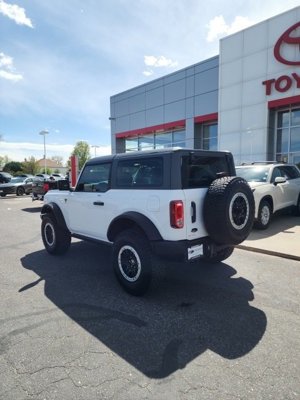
[{"x1": 0, "y1": 0, "x2": 300, "y2": 164}]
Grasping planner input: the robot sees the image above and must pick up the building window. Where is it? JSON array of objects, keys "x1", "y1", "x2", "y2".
[
  {"x1": 276, "y1": 107, "x2": 300, "y2": 166},
  {"x1": 139, "y1": 134, "x2": 154, "y2": 150},
  {"x1": 155, "y1": 132, "x2": 172, "y2": 149},
  {"x1": 203, "y1": 123, "x2": 218, "y2": 150},
  {"x1": 173, "y1": 130, "x2": 186, "y2": 148},
  {"x1": 125, "y1": 129, "x2": 186, "y2": 152}
]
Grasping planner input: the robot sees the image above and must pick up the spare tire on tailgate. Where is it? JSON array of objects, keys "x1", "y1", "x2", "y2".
[{"x1": 203, "y1": 176, "x2": 254, "y2": 245}]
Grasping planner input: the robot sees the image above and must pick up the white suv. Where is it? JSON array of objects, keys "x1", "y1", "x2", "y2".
[
  {"x1": 40, "y1": 149, "x2": 255, "y2": 295},
  {"x1": 236, "y1": 162, "x2": 300, "y2": 229}
]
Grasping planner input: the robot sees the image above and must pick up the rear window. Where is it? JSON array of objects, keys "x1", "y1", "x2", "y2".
[{"x1": 182, "y1": 155, "x2": 231, "y2": 188}]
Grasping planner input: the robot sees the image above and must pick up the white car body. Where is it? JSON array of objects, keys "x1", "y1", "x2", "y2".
[{"x1": 236, "y1": 163, "x2": 300, "y2": 228}]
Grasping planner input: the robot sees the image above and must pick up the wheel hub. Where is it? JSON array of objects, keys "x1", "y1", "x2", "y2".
[
  {"x1": 229, "y1": 192, "x2": 249, "y2": 230},
  {"x1": 118, "y1": 245, "x2": 141, "y2": 282}
]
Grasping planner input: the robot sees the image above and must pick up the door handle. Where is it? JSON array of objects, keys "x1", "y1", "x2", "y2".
[{"x1": 93, "y1": 201, "x2": 104, "y2": 206}]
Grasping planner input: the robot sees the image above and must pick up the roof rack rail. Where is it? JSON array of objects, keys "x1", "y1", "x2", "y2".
[{"x1": 240, "y1": 161, "x2": 281, "y2": 165}]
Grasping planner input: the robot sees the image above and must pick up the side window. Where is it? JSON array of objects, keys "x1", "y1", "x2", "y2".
[
  {"x1": 279, "y1": 166, "x2": 300, "y2": 180},
  {"x1": 116, "y1": 158, "x2": 163, "y2": 188},
  {"x1": 76, "y1": 163, "x2": 111, "y2": 192},
  {"x1": 271, "y1": 167, "x2": 282, "y2": 182}
]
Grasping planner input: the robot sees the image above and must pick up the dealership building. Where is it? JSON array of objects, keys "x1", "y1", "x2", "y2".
[{"x1": 110, "y1": 6, "x2": 300, "y2": 166}]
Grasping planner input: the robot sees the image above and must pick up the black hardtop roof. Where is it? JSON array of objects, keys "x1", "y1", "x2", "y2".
[{"x1": 86, "y1": 148, "x2": 232, "y2": 165}]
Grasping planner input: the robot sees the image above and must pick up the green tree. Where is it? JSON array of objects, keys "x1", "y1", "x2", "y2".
[
  {"x1": 3, "y1": 161, "x2": 23, "y2": 175},
  {"x1": 0, "y1": 155, "x2": 10, "y2": 170},
  {"x1": 51, "y1": 156, "x2": 63, "y2": 166},
  {"x1": 22, "y1": 157, "x2": 40, "y2": 175},
  {"x1": 71, "y1": 141, "x2": 91, "y2": 170}
]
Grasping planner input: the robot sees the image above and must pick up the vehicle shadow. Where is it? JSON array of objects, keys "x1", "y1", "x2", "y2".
[
  {"x1": 249, "y1": 212, "x2": 300, "y2": 241},
  {"x1": 22, "y1": 206, "x2": 43, "y2": 213},
  {"x1": 20, "y1": 241, "x2": 267, "y2": 378}
]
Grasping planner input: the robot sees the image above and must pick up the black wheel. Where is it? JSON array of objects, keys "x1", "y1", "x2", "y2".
[
  {"x1": 203, "y1": 176, "x2": 255, "y2": 245},
  {"x1": 112, "y1": 229, "x2": 152, "y2": 296},
  {"x1": 0, "y1": 193, "x2": 6, "y2": 197},
  {"x1": 254, "y1": 199, "x2": 272, "y2": 230},
  {"x1": 41, "y1": 214, "x2": 71, "y2": 255},
  {"x1": 202, "y1": 245, "x2": 234, "y2": 263},
  {"x1": 16, "y1": 186, "x2": 25, "y2": 196}
]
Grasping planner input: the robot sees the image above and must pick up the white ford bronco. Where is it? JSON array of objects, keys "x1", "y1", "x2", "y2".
[{"x1": 41, "y1": 148, "x2": 254, "y2": 295}]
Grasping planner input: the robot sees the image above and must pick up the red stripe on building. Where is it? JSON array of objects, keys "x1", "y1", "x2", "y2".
[
  {"x1": 116, "y1": 119, "x2": 186, "y2": 139},
  {"x1": 268, "y1": 95, "x2": 300, "y2": 109},
  {"x1": 194, "y1": 112, "x2": 218, "y2": 123}
]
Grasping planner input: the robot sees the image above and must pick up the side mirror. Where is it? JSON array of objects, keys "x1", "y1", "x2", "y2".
[
  {"x1": 57, "y1": 179, "x2": 70, "y2": 191},
  {"x1": 274, "y1": 176, "x2": 286, "y2": 185}
]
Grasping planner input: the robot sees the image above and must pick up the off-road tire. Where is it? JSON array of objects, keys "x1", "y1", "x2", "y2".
[
  {"x1": 112, "y1": 229, "x2": 152, "y2": 296},
  {"x1": 41, "y1": 214, "x2": 71, "y2": 255},
  {"x1": 254, "y1": 199, "x2": 272, "y2": 230},
  {"x1": 203, "y1": 176, "x2": 254, "y2": 245},
  {"x1": 16, "y1": 186, "x2": 25, "y2": 196}
]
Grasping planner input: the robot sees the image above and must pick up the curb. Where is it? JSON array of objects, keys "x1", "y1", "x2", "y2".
[{"x1": 236, "y1": 244, "x2": 300, "y2": 261}]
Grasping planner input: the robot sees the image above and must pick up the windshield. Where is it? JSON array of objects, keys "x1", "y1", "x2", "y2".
[
  {"x1": 10, "y1": 177, "x2": 25, "y2": 183},
  {"x1": 236, "y1": 166, "x2": 270, "y2": 182}
]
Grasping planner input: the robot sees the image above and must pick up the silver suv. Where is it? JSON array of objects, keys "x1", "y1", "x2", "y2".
[{"x1": 236, "y1": 162, "x2": 300, "y2": 229}]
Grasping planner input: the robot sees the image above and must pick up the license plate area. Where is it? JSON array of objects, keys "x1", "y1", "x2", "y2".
[{"x1": 188, "y1": 244, "x2": 203, "y2": 260}]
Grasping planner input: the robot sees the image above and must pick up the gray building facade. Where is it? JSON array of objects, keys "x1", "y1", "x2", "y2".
[{"x1": 110, "y1": 7, "x2": 300, "y2": 167}]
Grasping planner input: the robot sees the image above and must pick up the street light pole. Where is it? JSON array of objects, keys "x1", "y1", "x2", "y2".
[
  {"x1": 91, "y1": 145, "x2": 100, "y2": 157},
  {"x1": 39, "y1": 130, "x2": 49, "y2": 174}
]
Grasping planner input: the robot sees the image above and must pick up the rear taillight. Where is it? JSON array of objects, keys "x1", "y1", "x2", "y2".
[
  {"x1": 43, "y1": 183, "x2": 49, "y2": 192},
  {"x1": 170, "y1": 200, "x2": 184, "y2": 229}
]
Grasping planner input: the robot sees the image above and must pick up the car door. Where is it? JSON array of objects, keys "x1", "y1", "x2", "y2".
[
  {"x1": 66, "y1": 162, "x2": 115, "y2": 241},
  {"x1": 278, "y1": 166, "x2": 300, "y2": 206},
  {"x1": 24, "y1": 178, "x2": 33, "y2": 193},
  {"x1": 270, "y1": 167, "x2": 290, "y2": 211}
]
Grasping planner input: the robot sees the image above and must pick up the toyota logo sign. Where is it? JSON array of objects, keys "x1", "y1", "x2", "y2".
[{"x1": 274, "y1": 22, "x2": 300, "y2": 66}]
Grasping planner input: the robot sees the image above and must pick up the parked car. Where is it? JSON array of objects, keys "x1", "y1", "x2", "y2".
[
  {"x1": 236, "y1": 162, "x2": 300, "y2": 229},
  {"x1": 35, "y1": 174, "x2": 51, "y2": 179},
  {"x1": 50, "y1": 173, "x2": 65, "y2": 180},
  {"x1": 0, "y1": 172, "x2": 13, "y2": 183},
  {"x1": 0, "y1": 176, "x2": 34, "y2": 197},
  {"x1": 15, "y1": 174, "x2": 34, "y2": 178},
  {"x1": 40, "y1": 148, "x2": 255, "y2": 296},
  {"x1": 32, "y1": 176, "x2": 69, "y2": 201}
]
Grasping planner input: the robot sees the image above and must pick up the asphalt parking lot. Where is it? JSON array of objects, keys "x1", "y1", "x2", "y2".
[{"x1": 0, "y1": 195, "x2": 299, "y2": 400}]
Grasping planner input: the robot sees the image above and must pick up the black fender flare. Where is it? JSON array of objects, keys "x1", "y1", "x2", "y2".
[
  {"x1": 41, "y1": 202, "x2": 69, "y2": 232},
  {"x1": 107, "y1": 212, "x2": 163, "y2": 242}
]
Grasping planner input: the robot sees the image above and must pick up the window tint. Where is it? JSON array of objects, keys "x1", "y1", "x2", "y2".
[
  {"x1": 76, "y1": 163, "x2": 111, "y2": 192},
  {"x1": 182, "y1": 155, "x2": 230, "y2": 188},
  {"x1": 278, "y1": 166, "x2": 300, "y2": 180},
  {"x1": 116, "y1": 158, "x2": 163, "y2": 188}
]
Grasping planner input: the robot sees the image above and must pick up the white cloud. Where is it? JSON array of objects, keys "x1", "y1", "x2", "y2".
[
  {"x1": 143, "y1": 69, "x2": 154, "y2": 77},
  {"x1": 143, "y1": 55, "x2": 178, "y2": 77},
  {"x1": 0, "y1": 69, "x2": 22, "y2": 82},
  {"x1": 0, "y1": 51, "x2": 23, "y2": 82},
  {"x1": 0, "y1": 0, "x2": 33, "y2": 28},
  {"x1": 144, "y1": 55, "x2": 178, "y2": 68},
  {"x1": 206, "y1": 15, "x2": 252, "y2": 42}
]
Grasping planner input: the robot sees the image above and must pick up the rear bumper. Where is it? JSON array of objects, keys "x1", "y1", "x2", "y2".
[{"x1": 151, "y1": 237, "x2": 229, "y2": 262}]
